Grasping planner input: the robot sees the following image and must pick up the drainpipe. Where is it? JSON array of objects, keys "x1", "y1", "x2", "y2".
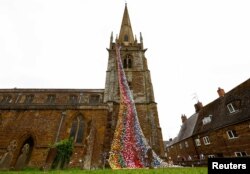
[
  {"x1": 191, "y1": 136, "x2": 200, "y2": 165},
  {"x1": 55, "y1": 111, "x2": 66, "y2": 143}
]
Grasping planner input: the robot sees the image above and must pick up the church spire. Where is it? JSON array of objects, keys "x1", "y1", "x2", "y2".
[{"x1": 118, "y1": 3, "x2": 134, "y2": 44}]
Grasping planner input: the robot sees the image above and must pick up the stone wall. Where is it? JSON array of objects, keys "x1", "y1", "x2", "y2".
[{"x1": 0, "y1": 90, "x2": 109, "y2": 169}]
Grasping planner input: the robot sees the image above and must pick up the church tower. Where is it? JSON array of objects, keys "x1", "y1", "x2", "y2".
[{"x1": 104, "y1": 4, "x2": 164, "y2": 156}]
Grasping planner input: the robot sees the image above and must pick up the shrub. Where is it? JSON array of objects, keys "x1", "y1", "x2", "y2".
[{"x1": 51, "y1": 138, "x2": 74, "y2": 169}]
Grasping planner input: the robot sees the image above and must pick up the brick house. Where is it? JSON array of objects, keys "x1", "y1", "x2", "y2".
[
  {"x1": 166, "y1": 78, "x2": 250, "y2": 166},
  {"x1": 0, "y1": 4, "x2": 164, "y2": 169}
]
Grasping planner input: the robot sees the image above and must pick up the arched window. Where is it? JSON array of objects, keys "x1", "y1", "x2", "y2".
[
  {"x1": 123, "y1": 59, "x2": 127, "y2": 69},
  {"x1": 69, "y1": 115, "x2": 84, "y2": 143},
  {"x1": 123, "y1": 55, "x2": 132, "y2": 69},
  {"x1": 124, "y1": 34, "x2": 129, "y2": 41},
  {"x1": 128, "y1": 59, "x2": 132, "y2": 68},
  {"x1": 127, "y1": 81, "x2": 132, "y2": 90}
]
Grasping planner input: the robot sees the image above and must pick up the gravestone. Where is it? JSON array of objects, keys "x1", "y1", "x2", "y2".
[
  {"x1": 43, "y1": 148, "x2": 57, "y2": 170},
  {"x1": 0, "y1": 140, "x2": 17, "y2": 170},
  {"x1": 14, "y1": 144, "x2": 30, "y2": 170},
  {"x1": 83, "y1": 121, "x2": 96, "y2": 169}
]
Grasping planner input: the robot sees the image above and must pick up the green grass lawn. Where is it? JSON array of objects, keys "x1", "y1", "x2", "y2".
[{"x1": 0, "y1": 167, "x2": 208, "y2": 174}]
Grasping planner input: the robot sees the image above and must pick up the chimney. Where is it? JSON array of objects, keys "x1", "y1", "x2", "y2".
[
  {"x1": 217, "y1": 87, "x2": 225, "y2": 97},
  {"x1": 194, "y1": 101, "x2": 203, "y2": 113},
  {"x1": 181, "y1": 114, "x2": 187, "y2": 123}
]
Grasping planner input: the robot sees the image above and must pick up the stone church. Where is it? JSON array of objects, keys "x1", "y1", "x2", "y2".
[{"x1": 0, "y1": 4, "x2": 164, "y2": 169}]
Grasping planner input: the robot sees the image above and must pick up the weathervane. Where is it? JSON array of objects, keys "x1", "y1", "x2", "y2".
[{"x1": 192, "y1": 93, "x2": 199, "y2": 102}]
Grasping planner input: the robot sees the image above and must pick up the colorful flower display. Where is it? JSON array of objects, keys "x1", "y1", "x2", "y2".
[{"x1": 108, "y1": 44, "x2": 163, "y2": 169}]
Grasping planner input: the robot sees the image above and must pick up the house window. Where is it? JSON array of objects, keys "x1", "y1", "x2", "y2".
[
  {"x1": 208, "y1": 155, "x2": 215, "y2": 158},
  {"x1": 69, "y1": 116, "x2": 84, "y2": 143},
  {"x1": 195, "y1": 138, "x2": 201, "y2": 146},
  {"x1": 69, "y1": 95, "x2": 78, "y2": 104},
  {"x1": 0, "y1": 95, "x2": 12, "y2": 104},
  {"x1": 203, "y1": 136, "x2": 210, "y2": 145},
  {"x1": 227, "y1": 130, "x2": 238, "y2": 139},
  {"x1": 227, "y1": 100, "x2": 240, "y2": 114},
  {"x1": 185, "y1": 141, "x2": 189, "y2": 148},
  {"x1": 202, "y1": 115, "x2": 212, "y2": 125},
  {"x1": 123, "y1": 55, "x2": 132, "y2": 69},
  {"x1": 89, "y1": 95, "x2": 100, "y2": 105},
  {"x1": 179, "y1": 143, "x2": 182, "y2": 149},
  {"x1": 235, "y1": 152, "x2": 247, "y2": 157},
  {"x1": 24, "y1": 95, "x2": 34, "y2": 104},
  {"x1": 46, "y1": 95, "x2": 56, "y2": 104},
  {"x1": 227, "y1": 103, "x2": 236, "y2": 113}
]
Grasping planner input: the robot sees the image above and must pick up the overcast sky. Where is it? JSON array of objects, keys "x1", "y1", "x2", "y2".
[{"x1": 0, "y1": 0, "x2": 249, "y2": 140}]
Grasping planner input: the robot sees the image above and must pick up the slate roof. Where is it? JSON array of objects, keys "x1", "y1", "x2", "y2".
[
  {"x1": 166, "y1": 137, "x2": 178, "y2": 147},
  {"x1": 166, "y1": 113, "x2": 198, "y2": 147},
  {"x1": 168, "y1": 78, "x2": 250, "y2": 145},
  {"x1": 176, "y1": 113, "x2": 198, "y2": 141},
  {"x1": 193, "y1": 78, "x2": 250, "y2": 135}
]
